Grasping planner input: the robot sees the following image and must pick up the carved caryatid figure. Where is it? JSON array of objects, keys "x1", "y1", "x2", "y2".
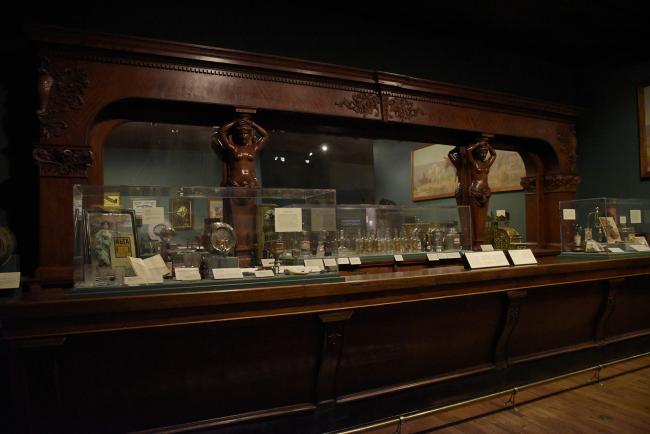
[
  {"x1": 212, "y1": 113, "x2": 269, "y2": 187},
  {"x1": 467, "y1": 137, "x2": 496, "y2": 207}
]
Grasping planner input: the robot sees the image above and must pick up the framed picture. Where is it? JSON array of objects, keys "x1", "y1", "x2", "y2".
[
  {"x1": 411, "y1": 144, "x2": 526, "y2": 202},
  {"x1": 638, "y1": 83, "x2": 650, "y2": 178},
  {"x1": 170, "y1": 198, "x2": 193, "y2": 229},
  {"x1": 84, "y1": 209, "x2": 138, "y2": 270},
  {"x1": 208, "y1": 198, "x2": 224, "y2": 220},
  {"x1": 599, "y1": 216, "x2": 622, "y2": 243}
]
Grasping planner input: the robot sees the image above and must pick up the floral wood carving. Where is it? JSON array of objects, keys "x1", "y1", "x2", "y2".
[
  {"x1": 335, "y1": 92, "x2": 380, "y2": 117},
  {"x1": 543, "y1": 174, "x2": 581, "y2": 192},
  {"x1": 33, "y1": 147, "x2": 94, "y2": 177},
  {"x1": 520, "y1": 176, "x2": 536, "y2": 193},
  {"x1": 386, "y1": 96, "x2": 424, "y2": 121},
  {"x1": 37, "y1": 57, "x2": 90, "y2": 141}
]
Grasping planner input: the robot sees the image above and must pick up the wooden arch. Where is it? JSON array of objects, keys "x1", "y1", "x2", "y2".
[{"x1": 31, "y1": 26, "x2": 579, "y2": 284}]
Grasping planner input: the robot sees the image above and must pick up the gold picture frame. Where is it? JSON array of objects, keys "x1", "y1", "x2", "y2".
[
  {"x1": 638, "y1": 83, "x2": 650, "y2": 179},
  {"x1": 411, "y1": 144, "x2": 526, "y2": 202},
  {"x1": 170, "y1": 198, "x2": 193, "y2": 230}
]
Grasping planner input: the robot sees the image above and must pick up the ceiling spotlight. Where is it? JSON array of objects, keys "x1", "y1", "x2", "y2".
[
  {"x1": 321, "y1": 144, "x2": 328, "y2": 152},
  {"x1": 274, "y1": 156, "x2": 279, "y2": 161},
  {"x1": 309, "y1": 152, "x2": 313, "y2": 157},
  {"x1": 305, "y1": 159, "x2": 310, "y2": 164},
  {"x1": 280, "y1": 157, "x2": 285, "y2": 162}
]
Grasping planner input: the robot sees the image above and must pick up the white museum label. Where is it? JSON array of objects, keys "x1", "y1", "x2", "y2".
[
  {"x1": 426, "y1": 253, "x2": 439, "y2": 261},
  {"x1": 444, "y1": 252, "x2": 462, "y2": 259},
  {"x1": 337, "y1": 257, "x2": 351, "y2": 265},
  {"x1": 630, "y1": 209, "x2": 642, "y2": 224},
  {"x1": 132, "y1": 199, "x2": 157, "y2": 216},
  {"x1": 311, "y1": 208, "x2": 337, "y2": 232},
  {"x1": 254, "y1": 270, "x2": 275, "y2": 278},
  {"x1": 0, "y1": 272, "x2": 20, "y2": 289},
  {"x1": 124, "y1": 276, "x2": 147, "y2": 286},
  {"x1": 141, "y1": 207, "x2": 165, "y2": 225},
  {"x1": 128, "y1": 257, "x2": 164, "y2": 283},
  {"x1": 323, "y1": 258, "x2": 337, "y2": 267},
  {"x1": 630, "y1": 245, "x2": 650, "y2": 252},
  {"x1": 274, "y1": 208, "x2": 303, "y2": 232},
  {"x1": 261, "y1": 258, "x2": 275, "y2": 267},
  {"x1": 606, "y1": 247, "x2": 625, "y2": 253},
  {"x1": 507, "y1": 249, "x2": 537, "y2": 265},
  {"x1": 349, "y1": 257, "x2": 362, "y2": 265},
  {"x1": 496, "y1": 209, "x2": 506, "y2": 217},
  {"x1": 304, "y1": 259, "x2": 325, "y2": 270},
  {"x1": 394, "y1": 254, "x2": 404, "y2": 262},
  {"x1": 619, "y1": 216, "x2": 627, "y2": 225},
  {"x1": 562, "y1": 208, "x2": 576, "y2": 221},
  {"x1": 480, "y1": 244, "x2": 495, "y2": 252},
  {"x1": 464, "y1": 251, "x2": 511, "y2": 269},
  {"x1": 174, "y1": 267, "x2": 202, "y2": 281},
  {"x1": 212, "y1": 268, "x2": 244, "y2": 279}
]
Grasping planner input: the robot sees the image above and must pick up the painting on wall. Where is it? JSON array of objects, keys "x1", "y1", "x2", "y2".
[
  {"x1": 411, "y1": 144, "x2": 526, "y2": 202},
  {"x1": 638, "y1": 83, "x2": 650, "y2": 179}
]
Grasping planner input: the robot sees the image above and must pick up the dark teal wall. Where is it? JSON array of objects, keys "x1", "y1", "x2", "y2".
[
  {"x1": 576, "y1": 60, "x2": 650, "y2": 199},
  {"x1": 373, "y1": 140, "x2": 526, "y2": 236}
]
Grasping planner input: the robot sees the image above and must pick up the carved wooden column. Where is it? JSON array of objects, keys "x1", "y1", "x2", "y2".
[
  {"x1": 450, "y1": 133, "x2": 496, "y2": 249},
  {"x1": 315, "y1": 311, "x2": 353, "y2": 405},
  {"x1": 33, "y1": 56, "x2": 94, "y2": 284}
]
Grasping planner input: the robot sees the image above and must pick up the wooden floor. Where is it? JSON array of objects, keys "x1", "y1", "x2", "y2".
[{"x1": 434, "y1": 361, "x2": 650, "y2": 433}]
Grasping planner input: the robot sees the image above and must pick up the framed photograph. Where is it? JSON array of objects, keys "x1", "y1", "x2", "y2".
[
  {"x1": 170, "y1": 198, "x2": 193, "y2": 229},
  {"x1": 208, "y1": 198, "x2": 224, "y2": 220},
  {"x1": 84, "y1": 209, "x2": 138, "y2": 270},
  {"x1": 132, "y1": 199, "x2": 157, "y2": 217},
  {"x1": 638, "y1": 83, "x2": 650, "y2": 178},
  {"x1": 411, "y1": 144, "x2": 526, "y2": 202},
  {"x1": 103, "y1": 192, "x2": 121, "y2": 209}
]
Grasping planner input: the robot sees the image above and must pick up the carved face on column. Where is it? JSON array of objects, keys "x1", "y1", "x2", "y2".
[
  {"x1": 474, "y1": 143, "x2": 490, "y2": 161},
  {"x1": 233, "y1": 117, "x2": 253, "y2": 146}
]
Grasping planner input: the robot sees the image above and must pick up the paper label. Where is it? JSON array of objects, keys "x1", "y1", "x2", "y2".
[
  {"x1": 619, "y1": 216, "x2": 627, "y2": 225},
  {"x1": 212, "y1": 268, "x2": 244, "y2": 279},
  {"x1": 630, "y1": 210, "x2": 642, "y2": 224},
  {"x1": 426, "y1": 253, "x2": 439, "y2": 261},
  {"x1": 311, "y1": 208, "x2": 336, "y2": 232},
  {"x1": 349, "y1": 257, "x2": 362, "y2": 265},
  {"x1": 507, "y1": 249, "x2": 537, "y2": 265},
  {"x1": 496, "y1": 209, "x2": 506, "y2": 217},
  {"x1": 261, "y1": 258, "x2": 275, "y2": 267},
  {"x1": 394, "y1": 254, "x2": 404, "y2": 262},
  {"x1": 323, "y1": 258, "x2": 337, "y2": 267},
  {"x1": 607, "y1": 247, "x2": 624, "y2": 253},
  {"x1": 143, "y1": 255, "x2": 170, "y2": 276},
  {"x1": 445, "y1": 252, "x2": 462, "y2": 259},
  {"x1": 464, "y1": 251, "x2": 510, "y2": 269},
  {"x1": 174, "y1": 267, "x2": 202, "y2": 281},
  {"x1": 141, "y1": 207, "x2": 165, "y2": 225},
  {"x1": 132, "y1": 200, "x2": 157, "y2": 216},
  {"x1": 128, "y1": 257, "x2": 164, "y2": 283},
  {"x1": 254, "y1": 270, "x2": 275, "y2": 278},
  {"x1": 563, "y1": 209, "x2": 576, "y2": 221},
  {"x1": 630, "y1": 245, "x2": 650, "y2": 252},
  {"x1": 304, "y1": 259, "x2": 325, "y2": 270},
  {"x1": 480, "y1": 244, "x2": 495, "y2": 252},
  {"x1": 337, "y1": 257, "x2": 350, "y2": 265},
  {"x1": 124, "y1": 276, "x2": 147, "y2": 286},
  {"x1": 275, "y1": 208, "x2": 303, "y2": 232},
  {"x1": 0, "y1": 272, "x2": 20, "y2": 289}
]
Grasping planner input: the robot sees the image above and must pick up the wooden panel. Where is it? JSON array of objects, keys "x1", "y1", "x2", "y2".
[
  {"x1": 508, "y1": 282, "x2": 606, "y2": 361},
  {"x1": 604, "y1": 276, "x2": 650, "y2": 339},
  {"x1": 56, "y1": 317, "x2": 320, "y2": 433},
  {"x1": 336, "y1": 293, "x2": 504, "y2": 397}
]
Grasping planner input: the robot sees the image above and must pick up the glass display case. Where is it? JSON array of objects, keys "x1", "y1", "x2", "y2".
[
  {"x1": 559, "y1": 197, "x2": 650, "y2": 258},
  {"x1": 334, "y1": 204, "x2": 472, "y2": 260},
  {"x1": 73, "y1": 185, "x2": 340, "y2": 292}
]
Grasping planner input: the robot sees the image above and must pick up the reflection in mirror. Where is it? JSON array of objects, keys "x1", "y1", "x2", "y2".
[{"x1": 104, "y1": 122, "x2": 527, "y2": 238}]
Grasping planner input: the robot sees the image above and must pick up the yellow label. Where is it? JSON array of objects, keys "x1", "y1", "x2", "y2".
[{"x1": 114, "y1": 237, "x2": 132, "y2": 258}]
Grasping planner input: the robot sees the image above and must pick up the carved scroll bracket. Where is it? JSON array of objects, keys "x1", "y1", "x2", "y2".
[
  {"x1": 315, "y1": 311, "x2": 354, "y2": 405},
  {"x1": 543, "y1": 174, "x2": 581, "y2": 193},
  {"x1": 37, "y1": 57, "x2": 90, "y2": 141},
  {"x1": 33, "y1": 147, "x2": 94, "y2": 178},
  {"x1": 494, "y1": 289, "x2": 527, "y2": 368}
]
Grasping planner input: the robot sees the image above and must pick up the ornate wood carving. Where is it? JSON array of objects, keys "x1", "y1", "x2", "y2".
[
  {"x1": 32, "y1": 147, "x2": 94, "y2": 177},
  {"x1": 594, "y1": 278, "x2": 623, "y2": 342},
  {"x1": 36, "y1": 57, "x2": 89, "y2": 141},
  {"x1": 556, "y1": 126, "x2": 577, "y2": 172},
  {"x1": 520, "y1": 176, "x2": 537, "y2": 193},
  {"x1": 335, "y1": 92, "x2": 381, "y2": 117},
  {"x1": 315, "y1": 311, "x2": 354, "y2": 405},
  {"x1": 384, "y1": 95, "x2": 424, "y2": 121},
  {"x1": 543, "y1": 174, "x2": 581, "y2": 193},
  {"x1": 494, "y1": 289, "x2": 527, "y2": 368}
]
